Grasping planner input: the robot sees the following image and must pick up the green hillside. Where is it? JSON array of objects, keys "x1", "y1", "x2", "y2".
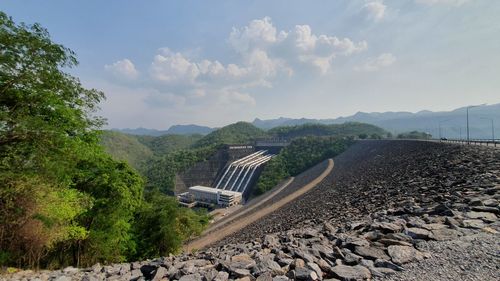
[
  {"x1": 136, "y1": 134, "x2": 203, "y2": 156},
  {"x1": 100, "y1": 131, "x2": 154, "y2": 171},
  {"x1": 268, "y1": 122, "x2": 388, "y2": 139},
  {"x1": 193, "y1": 121, "x2": 267, "y2": 148},
  {"x1": 255, "y1": 136, "x2": 354, "y2": 196},
  {"x1": 100, "y1": 121, "x2": 389, "y2": 195}
]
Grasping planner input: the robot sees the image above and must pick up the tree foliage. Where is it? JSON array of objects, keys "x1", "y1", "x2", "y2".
[
  {"x1": 267, "y1": 122, "x2": 387, "y2": 139},
  {"x1": 136, "y1": 133, "x2": 203, "y2": 156},
  {"x1": 144, "y1": 146, "x2": 216, "y2": 194},
  {"x1": 254, "y1": 137, "x2": 353, "y2": 195},
  {"x1": 193, "y1": 122, "x2": 266, "y2": 148},
  {"x1": 133, "y1": 191, "x2": 209, "y2": 259},
  {"x1": 0, "y1": 11, "x2": 106, "y2": 268},
  {"x1": 0, "y1": 12, "x2": 208, "y2": 269},
  {"x1": 99, "y1": 131, "x2": 154, "y2": 172}
]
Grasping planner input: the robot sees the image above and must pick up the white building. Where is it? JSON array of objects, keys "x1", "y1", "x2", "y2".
[{"x1": 188, "y1": 185, "x2": 242, "y2": 207}]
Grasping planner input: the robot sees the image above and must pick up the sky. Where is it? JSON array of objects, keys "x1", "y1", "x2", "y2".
[{"x1": 2, "y1": 0, "x2": 500, "y2": 129}]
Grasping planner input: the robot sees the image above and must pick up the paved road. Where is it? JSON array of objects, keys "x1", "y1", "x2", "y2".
[
  {"x1": 203, "y1": 177, "x2": 295, "y2": 234},
  {"x1": 184, "y1": 159, "x2": 334, "y2": 252}
]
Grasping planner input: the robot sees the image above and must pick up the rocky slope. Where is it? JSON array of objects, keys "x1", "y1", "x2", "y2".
[{"x1": 3, "y1": 140, "x2": 499, "y2": 281}]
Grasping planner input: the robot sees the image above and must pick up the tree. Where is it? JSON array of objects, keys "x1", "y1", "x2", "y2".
[
  {"x1": 0, "y1": 12, "x2": 145, "y2": 268},
  {"x1": 133, "y1": 191, "x2": 209, "y2": 259},
  {"x1": 0, "y1": 11, "x2": 106, "y2": 267},
  {"x1": 0, "y1": 12, "x2": 212, "y2": 268},
  {"x1": 255, "y1": 137, "x2": 353, "y2": 196}
]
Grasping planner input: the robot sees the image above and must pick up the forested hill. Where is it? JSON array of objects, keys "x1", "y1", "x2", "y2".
[
  {"x1": 99, "y1": 121, "x2": 389, "y2": 195},
  {"x1": 100, "y1": 131, "x2": 154, "y2": 171},
  {"x1": 192, "y1": 121, "x2": 267, "y2": 148},
  {"x1": 267, "y1": 122, "x2": 388, "y2": 139},
  {"x1": 100, "y1": 131, "x2": 203, "y2": 170},
  {"x1": 100, "y1": 121, "x2": 390, "y2": 171},
  {"x1": 100, "y1": 122, "x2": 389, "y2": 173}
]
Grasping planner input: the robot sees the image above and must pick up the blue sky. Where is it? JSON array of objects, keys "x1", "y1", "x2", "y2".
[{"x1": 2, "y1": 0, "x2": 499, "y2": 129}]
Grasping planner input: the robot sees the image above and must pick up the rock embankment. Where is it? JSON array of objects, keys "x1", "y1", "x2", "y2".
[
  {"x1": 3, "y1": 140, "x2": 499, "y2": 281},
  {"x1": 219, "y1": 140, "x2": 499, "y2": 244}
]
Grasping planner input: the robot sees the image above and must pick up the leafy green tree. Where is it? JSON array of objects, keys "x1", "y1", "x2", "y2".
[
  {"x1": 0, "y1": 12, "x2": 147, "y2": 268},
  {"x1": 69, "y1": 156, "x2": 143, "y2": 266},
  {"x1": 254, "y1": 157, "x2": 289, "y2": 196},
  {"x1": 144, "y1": 146, "x2": 216, "y2": 194},
  {"x1": 0, "y1": 11, "x2": 104, "y2": 267},
  {"x1": 255, "y1": 137, "x2": 353, "y2": 195},
  {"x1": 133, "y1": 191, "x2": 209, "y2": 259}
]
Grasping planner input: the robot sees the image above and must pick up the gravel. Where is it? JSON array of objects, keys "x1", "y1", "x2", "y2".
[
  {"x1": 376, "y1": 232, "x2": 500, "y2": 281},
  {"x1": 218, "y1": 140, "x2": 500, "y2": 245}
]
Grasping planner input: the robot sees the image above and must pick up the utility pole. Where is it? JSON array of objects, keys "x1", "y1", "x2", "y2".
[
  {"x1": 467, "y1": 107, "x2": 470, "y2": 144},
  {"x1": 466, "y1": 104, "x2": 484, "y2": 144}
]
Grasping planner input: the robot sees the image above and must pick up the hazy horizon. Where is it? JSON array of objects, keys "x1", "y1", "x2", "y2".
[{"x1": 2, "y1": 0, "x2": 499, "y2": 129}]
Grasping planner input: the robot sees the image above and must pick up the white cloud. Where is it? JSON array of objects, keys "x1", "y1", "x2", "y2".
[
  {"x1": 228, "y1": 18, "x2": 367, "y2": 74},
  {"x1": 105, "y1": 17, "x2": 369, "y2": 113},
  {"x1": 150, "y1": 48, "x2": 200, "y2": 84},
  {"x1": 228, "y1": 17, "x2": 278, "y2": 53},
  {"x1": 415, "y1": 0, "x2": 470, "y2": 6},
  {"x1": 363, "y1": 1, "x2": 387, "y2": 22},
  {"x1": 355, "y1": 53, "x2": 396, "y2": 72},
  {"x1": 104, "y1": 59, "x2": 139, "y2": 80}
]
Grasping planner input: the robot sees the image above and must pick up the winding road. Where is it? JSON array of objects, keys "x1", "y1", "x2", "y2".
[{"x1": 184, "y1": 158, "x2": 334, "y2": 252}]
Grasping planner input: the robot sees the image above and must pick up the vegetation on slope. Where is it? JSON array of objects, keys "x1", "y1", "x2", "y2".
[
  {"x1": 254, "y1": 137, "x2": 354, "y2": 196},
  {"x1": 0, "y1": 13, "x2": 208, "y2": 268},
  {"x1": 193, "y1": 121, "x2": 266, "y2": 148},
  {"x1": 100, "y1": 131, "x2": 154, "y2": 171},
  {"x1": 144, "y1": 146, "x2": 217, "y2": 194},
  {"x1": 100, "y1": 120, "x2": 390, "y2": 195},
  {"x1": 136, "y1": 134, "x2": 203, "y2": 156},
  {"x1": 397, "y1": 131, "x2": 432, "y2": 139},
  {"x1": 268, "y1": 122, "x2": 388, "y2": 139}
]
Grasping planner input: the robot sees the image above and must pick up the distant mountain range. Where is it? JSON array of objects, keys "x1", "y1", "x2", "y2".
[
  {"x1": 114, "y1": 124, "x2": 214, "y2": 136},
  {"x1": 115, "y1": 103, "x2": 500, "y2": 139},
  {"x1": 252, "y1": 103, "x2": 500, "y2": 139}
]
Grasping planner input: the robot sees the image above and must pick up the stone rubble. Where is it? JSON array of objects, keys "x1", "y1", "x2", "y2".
[{"x1": 2, "y1": 141, "x2": 499, "y2": 281}]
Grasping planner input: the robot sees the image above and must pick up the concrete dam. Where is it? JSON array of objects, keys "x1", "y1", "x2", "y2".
[{"x1": 175, "y1": 140, "x2": 287, "y2": 207}]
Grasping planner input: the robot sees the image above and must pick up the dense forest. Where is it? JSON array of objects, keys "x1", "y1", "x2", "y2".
[
  {"x1": 267, "y1": 122, "x2": 388, "y2": 139},
  {"x1": 0, "y1": 13, "x2": 209, "y2": 268},
  {"x1": 254, "y1": 137, "x2": 354, "y2": 196}
]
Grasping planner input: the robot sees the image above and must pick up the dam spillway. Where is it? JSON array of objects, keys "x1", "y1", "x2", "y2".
[{"x1": 214, "y1": 150, "x2": 275, "y2": 194}]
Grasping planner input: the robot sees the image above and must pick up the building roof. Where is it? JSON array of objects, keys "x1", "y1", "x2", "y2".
[{"x1": 189, "y1": 185, "x2": 242, "y2": 196}]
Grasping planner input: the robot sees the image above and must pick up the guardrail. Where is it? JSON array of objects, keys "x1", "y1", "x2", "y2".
[{"x1": 437, "y1": 138, "x2": 499, "y2": 147}]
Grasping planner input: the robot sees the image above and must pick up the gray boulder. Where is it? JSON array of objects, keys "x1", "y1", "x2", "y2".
[{"x1": 331, "y1": 265, "x2": 371, "y2": 280}]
